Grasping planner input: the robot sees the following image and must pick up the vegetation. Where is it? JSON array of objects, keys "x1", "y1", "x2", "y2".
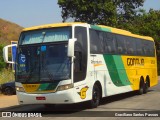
[
  {"x1": 58, "y1": 0, "x2": 160, "y2": 74},
  {"x1": 58, "y1": 0, "x2": 144, "y2": 26},
  {"x1": 0, "y1": 18, "x2": 23, "y2": 45},
  {"x1": 0, "y1": 68, "x2": 14, "y2": 84},
  {"x1": 0, "y1": 18, "x2": 23, "y2": 83},
  {"x1": 0, "y1": 44, "x2": 6, "y2": 71}
]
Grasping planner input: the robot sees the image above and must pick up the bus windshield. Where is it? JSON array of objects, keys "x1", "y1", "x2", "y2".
[
  {"x1": 16, "y1": 43, "x2": 71, "y2": 83},
  {"x1": 19, "y1": 27, "x2": 71, "y2": 45}
]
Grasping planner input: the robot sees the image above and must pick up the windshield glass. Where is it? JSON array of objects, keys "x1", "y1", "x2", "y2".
[
  {"x1": 19, "y1": 27, "x2": 71, "y2": 45},
  {"x1": 16, "y1": 43, "x2": 71, "y2": 83}
]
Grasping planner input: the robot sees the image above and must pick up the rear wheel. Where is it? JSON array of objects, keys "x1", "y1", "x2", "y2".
[
  {"x1": 144, "y1": 80, "x2": 149, "y2": 94},
  {"x1": 90, "y1": 84, "x2": 100, "y2": 108},
  {"x1": 138, "y1": 79, "x2": 145, "y2": 95}
]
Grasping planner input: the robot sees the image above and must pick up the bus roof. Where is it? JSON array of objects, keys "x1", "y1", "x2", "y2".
[
  {"x1": 22, "y1": 22, "x2": 83, "y2": 31},
  {"x1": 96, "y1": 25, "x2": 154, "y2": 41},
  {"x1": 22, "y1": 22, "x2": 154, "y2": 41}
]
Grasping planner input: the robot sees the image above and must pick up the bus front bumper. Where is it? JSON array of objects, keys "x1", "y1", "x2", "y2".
[{"x1": 16, "y1": 89, "x2": 75, "y2": 105}]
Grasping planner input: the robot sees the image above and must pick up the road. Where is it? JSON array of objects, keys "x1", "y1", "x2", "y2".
[{"x1": 0, "y1": 79, "x2": 160, "y2": 119}]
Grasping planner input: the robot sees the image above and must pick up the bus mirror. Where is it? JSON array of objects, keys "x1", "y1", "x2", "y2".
[
  {"x1": 3, "y1": 44, "x2": 17, "y2": 64},
  {"x1": 67, "y1": 38, "x2": 77, "y2": 57}
]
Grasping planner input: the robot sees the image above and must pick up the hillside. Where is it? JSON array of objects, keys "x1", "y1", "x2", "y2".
[{"x1": 0, "y1": 18, "x2": 23, "y2": 45}]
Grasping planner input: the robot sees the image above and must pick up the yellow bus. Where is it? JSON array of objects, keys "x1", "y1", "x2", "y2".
[{"x1": 3, "y1": 22, "x2": 158, "y2": 108}]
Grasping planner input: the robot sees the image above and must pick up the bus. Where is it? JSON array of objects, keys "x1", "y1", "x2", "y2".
[{"x1": 3, "y1": 22, "x2": 158, "y2": 108}]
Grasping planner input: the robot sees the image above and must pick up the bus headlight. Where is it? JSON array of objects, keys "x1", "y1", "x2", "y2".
[
  {"x1": 16, "y1": 86, "x2": 25, "y2": 92},
  {"x1": 57, "y1": 84, "x2": 73, "y2": 91}
]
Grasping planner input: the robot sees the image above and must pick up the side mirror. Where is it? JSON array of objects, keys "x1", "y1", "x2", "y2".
[
  {"x1": 67, "y1": 38, "x2": 77, "y2": 57},
  {"x1": 3, "y1": 44, "x2": 17, "y2": 64}
]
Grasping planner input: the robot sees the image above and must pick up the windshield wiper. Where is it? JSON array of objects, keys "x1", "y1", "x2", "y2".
[
  {"x1": 40, "y1": 52, "x2": 55, "y2": 82},
  {"x1": 24, "y1": 63, "x2": 38, "y2": 83},
  {"x1": 41, "y1": 67, "x2": 54, "y2": 82}
]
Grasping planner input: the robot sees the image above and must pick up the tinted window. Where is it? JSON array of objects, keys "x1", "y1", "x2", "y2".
[
  {"x1": 104, "y1": 32, "x2": 117, "y2": 54},
  {"x1": 135, "y1": 39, "x2": 143, "y2": 55},
  {"x1": 74, "y1": 27, "x2": 88, "y2": 82},
  {"x1": 19, "y1": 27, "x2": 71, "y2": 45},
  {"x1": 142, "y1": 40, "x2": 155, "y2": 56},
  {"x1": 89, "y1": 28, "x2": 155, "y2": 57},
  {"x1": 116, "y1": 35, "x2": 127, "y2": 54},
  {"x1": 90, "y1": 29, "x2": 103, "y2": 54},
  {"x1": 126, "y1": 37, "x2": 137, "y2": 55}
]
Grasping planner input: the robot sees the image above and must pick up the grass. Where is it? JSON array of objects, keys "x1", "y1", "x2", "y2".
[{"x1": 0, "y1": 68, "x2": 14, "y2": 84}]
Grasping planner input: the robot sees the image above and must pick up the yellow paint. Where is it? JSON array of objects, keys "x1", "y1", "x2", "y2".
[
  {"x1": 98, "y1": 25, "x2": 154, "y2": 41},
  {"x1": 23, "y1": 22, "x2": 84, "y2": 31},
  {"x1": 23, "y1": 84, "x2": 40, "y2": 93},
  {"x1": 94, "y1": 64, "x2": 104, "y2": 67},
  {"x1": 80, "y1": 86, "x2": 89, "y2": 99},
  {"x1": 121, "y1": 56, "x2": 158, "y2": 91},
  {"x1": 22, "y1": 84, "x2": 56, "y2": 93}
]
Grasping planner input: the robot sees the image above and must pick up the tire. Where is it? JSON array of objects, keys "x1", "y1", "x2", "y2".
[
  {"x1": 138, "y1": 79, "x2": 144, "y2": 95},
  {"x1": 3, "y1": 87, "x2": 14, "y2": 95},
  {"x1": 144, "y1": 81, "x2": 149, "y2": 94},
  {"x1": 90, "y1": 84, "x2": 100, "y2": 108}
]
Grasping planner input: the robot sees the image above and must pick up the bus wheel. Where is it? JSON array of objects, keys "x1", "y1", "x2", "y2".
[
  {"x1": 144, "y1": 80, "x2": 149, "y2": 94},
  {"x1": 138, "y1": 79, "x2": 144, "y2": 95},
  {"x1": 90, "y1": 84, "x2": 100, "y2": 108}
]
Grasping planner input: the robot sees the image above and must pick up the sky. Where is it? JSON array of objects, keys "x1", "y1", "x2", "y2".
[{"x1": 0, "y1": 0, "x2": 160, "y2": 28}]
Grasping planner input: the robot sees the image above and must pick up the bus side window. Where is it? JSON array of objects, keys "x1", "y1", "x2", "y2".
[
  {"x1": 74, "y1": 51, "x2": 82, "y2": 72},
  {"x1": 125, "y1": 37, "x2": 136, "y2": 55},
  {"x1": 136, "y1": 39, "x2": 143, "y2": 55},
  {"x1": 116, "y1": 34, "x2": 127, "y2": 54},
  {"x1": 104, "y1": 32, "x2": 117, "y2": 54},
  {"x1": 90, "y1": 29, "x2": 103, "y2": 54},
  {"x1": 74, "y1": 26, "x2": 87, "y2": 82},
  {"x1": 142, "y1": 40, "x2": 155, "y2": 56}
]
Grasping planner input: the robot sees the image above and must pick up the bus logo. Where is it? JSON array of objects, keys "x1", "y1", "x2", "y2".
[
  {"x1": 78, "y1": 86, "x2": 89, "y2": 99},
  {"x1": 127, "y1": 58, "x2": 144, "y2": 66}
]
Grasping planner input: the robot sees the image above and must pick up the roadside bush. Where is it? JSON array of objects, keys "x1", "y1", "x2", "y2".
[{"x1": 0, "y1": 44, "x2": 6, "y2": 71}]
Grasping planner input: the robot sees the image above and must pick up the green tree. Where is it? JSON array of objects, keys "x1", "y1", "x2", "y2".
[
  {"x1": 117, "y1": 9, "x2": 160, "y2": 74},
  {"x1": 0, "y1": 44, "x2": 6, "y2": 71},
  {"x1": 58, "y1": 0, "x2": 144, "y2": 27},
  {"x1": 122, "y1": 9, "x2": 160, "y2": 41},
  {"x1": 121, "y1": 9, "x2": 160, "y2": 51}
]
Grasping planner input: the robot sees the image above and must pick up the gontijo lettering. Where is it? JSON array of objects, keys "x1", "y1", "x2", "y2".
[{"x1": 127, "y1": 58, "x2": 144, "y2": 66}]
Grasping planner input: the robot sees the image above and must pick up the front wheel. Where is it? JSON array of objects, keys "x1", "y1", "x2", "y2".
[{"x1": 90, "y1": 84, "x2": 100, "y2": 108}]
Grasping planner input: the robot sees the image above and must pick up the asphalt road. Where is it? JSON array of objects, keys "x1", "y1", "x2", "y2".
[{"x1": 1, "y1": 79, "x2": 160, "y2": 119}]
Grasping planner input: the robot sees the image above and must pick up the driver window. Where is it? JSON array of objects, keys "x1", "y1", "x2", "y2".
[{"x1": 74, "y1": 26, "x2": 87, "y2": 82}]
